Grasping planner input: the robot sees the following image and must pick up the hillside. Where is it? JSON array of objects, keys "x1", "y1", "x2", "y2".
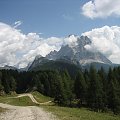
[
  {"x1": 0, "y1": 92, "x2": 120, "y2": 120},
  {"x1": 28, "y1": 59, "x2": 81, "y2": 78}
]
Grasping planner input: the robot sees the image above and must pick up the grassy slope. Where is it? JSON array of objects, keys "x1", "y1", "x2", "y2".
[
  {"x1": 0, "y1": 92, "x2": 120, "y2": 120},
  {"x1": 32, "y1": 91, "x2": 53, "y2": 103},
  {"x1": 32, "y1": 91, "x2": 120, "y2": 120},
  {"x1": 0, "y1": 95, "x2": 35, "y2": 106},
  {"x1": 0, "y1": 91, "x2": 52, "y2": 106},
  {"x1": 42, "y1": 105, "x2": 120, "y2": 120}
]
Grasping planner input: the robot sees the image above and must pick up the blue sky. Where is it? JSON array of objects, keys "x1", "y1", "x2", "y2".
[
  {"x1": 0, "y1": 0, "x2": 120, "y2": 37},
  {"x1": 0, "y1": 0, "x2": 120, "y2": 67}
]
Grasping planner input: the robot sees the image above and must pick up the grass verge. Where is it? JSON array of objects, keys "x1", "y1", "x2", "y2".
[
  {"x1": 32, "y1": 91, "x2": 53, "y2": 103},
  {"x1": 42, "y1": 105, "x2": 120, "y2": 120},
  {"x1": 0, "y1": 96, "x2": 35, "y2": 106},
  {"x1": 0, "y1": 92, "x2": 120, "y2": 120}
]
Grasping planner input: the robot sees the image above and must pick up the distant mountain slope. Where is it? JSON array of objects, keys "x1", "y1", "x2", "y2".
[
  {"x1": 28, "y1": 59, "x2": 81, "y2": 78},
  {"x1": 82, "y1": 62, "x2": 119, "y2": 71},
  {"x1": 0, "y1": 65, "x2": 17, "y2": 70},
  {"x1": 1, "y1": 35, "x2": 117, "y2": 72},
  {"x1": 28, "y1": 55, "x2": 50, "y2": 71}
]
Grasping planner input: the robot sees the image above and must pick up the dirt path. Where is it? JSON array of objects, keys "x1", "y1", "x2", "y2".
[
  {"x1": 0, "y1": 103, "x2": 57, "y2": 120},
  {"x1": 11, "y1": 93, "x2": 52, "y2": 105},
  {"x1": 0, "y1": 94, "x2": 57, "y2": 120},
  {"x1": 17, "y1": 93, "x2": 40, "y2": 104}
]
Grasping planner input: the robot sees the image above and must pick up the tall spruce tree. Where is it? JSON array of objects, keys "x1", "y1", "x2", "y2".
[
  {"x1": 74, "y1": 71, "x2": 87, "y2": 106},
  {"x1": 84, "y1": 69, "x2": 89, "y2": 87},
  {"x1": 87, "y1": 66, "x2": 104, "y2": 111},
  {"x1": 0, "y1": 72, "x2": 4, "y2": 92},
  {"x1": 53, "y1": 73, "x2": 65, "y2": 105},
  {"x1": 10, "y1": 76, "x2": 16, "y2": 91},
  {"x1": 98, "y1": 67, "x2": 108, "y2": 111},
  {"x1": 107, "y1": 68, "x2": 120, "y2": 114},
  {"x1": 62, "y1": 70, "x2": 73, "y2": 106}
]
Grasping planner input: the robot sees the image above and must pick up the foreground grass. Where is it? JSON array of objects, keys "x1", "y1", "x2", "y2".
[
  {"x1": 32, "y1": 91, "x2": 53, "y2": 103},
  {"x1": 0, "y1": 95, "x2": 35, "y2": 106},
  {"x1": 42, "y1": 105, "x2": 120, "y2": 120},
  {"x1": 0, "y1": 91, "x2": 52, "y2": 106},
  {"x1": 32, "y1": 92, "x2": 120, "y2": 120},
  {"x1": 0, "y1": 92, "x2": 120, "y2": 120}
]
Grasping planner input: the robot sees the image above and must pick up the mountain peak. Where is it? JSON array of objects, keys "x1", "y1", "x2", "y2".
[
  {"x1": 46, "y1": 35, "x2": 112, "y2": 65},
  {"x1": 79, "y1": 36, "x2": 91, "y2": 45},
  {"x1": 29, "y1": 35, "x2": 112, "y2": 71},
  {"x1": 68, "y1": 34, "x2": 78, "y2": 38},
  {"x1": 35, "y1": 55, "x2": 43, "y2": 61},
  {"x1": 46, "y1": 50, "x2": 57, "y2": 60}
]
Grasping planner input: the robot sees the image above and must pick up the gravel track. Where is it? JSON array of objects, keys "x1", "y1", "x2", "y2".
[
  {"x1": 0, "y1": 94, "x2": 57, "y2": 120},
  {"x1": 8, "y1": 93, "x2": 52, "y2": 105}
]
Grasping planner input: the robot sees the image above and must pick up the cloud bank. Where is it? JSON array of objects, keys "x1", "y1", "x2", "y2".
[
  {"x1": 82, "y1": 26, "x2": 120, "y2": 64},
  {"x1": 0, "y1": 22, "x2": 77, "y2": 68},
  {"x1": 82, "y1": 0, "x2": 120, "y2": 19}
]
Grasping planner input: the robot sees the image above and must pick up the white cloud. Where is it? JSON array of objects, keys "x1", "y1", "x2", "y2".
[
  {"x1": 1, "y1": 22, "x2": 119, "y2": 67},
  {"x1": 0, "y1": 22, "x2": 78, "y2": 68},
  {"x1": 82, "y1": 26, "x2": 120, "y2": 64},
  {"x1": 82, "y1": 0, "x2": 120, "y2": 19},
  {"x1": 14, "y1": 21, "x2": 22, "y2": 28}
]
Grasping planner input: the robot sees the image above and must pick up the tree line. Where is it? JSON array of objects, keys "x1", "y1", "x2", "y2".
[{"x1": 0, "y1": 66, "x2": 120, "y2": 114}]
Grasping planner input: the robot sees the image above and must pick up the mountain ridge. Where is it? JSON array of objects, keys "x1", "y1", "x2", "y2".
[
  {"x1": 0, "y1": 35, "x2": 119, "y2": 71},
  {"x1": 27, "y1": 35, "x2": 114, "y2": 71},
  {"x1": 46, "y1": 35, "x2": 112, "y2": 65}
]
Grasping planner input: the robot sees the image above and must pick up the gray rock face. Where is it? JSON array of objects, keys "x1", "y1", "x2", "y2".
[
  {"x1": 29, "y1": 35, "x2": 112, "y2": 70},
  {"x1": 28, "y1": 56, "x2": 49, "y2": 70},
  {"x1": 46, "y1": 50, "x2": 57, "y2": 60},
  {"x1": 46, "y1": 35, "x2": 112, "y2": 65}
]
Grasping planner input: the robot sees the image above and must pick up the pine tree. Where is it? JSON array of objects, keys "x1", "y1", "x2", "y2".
[
  {"x1": 62, "y1": 70, "x2": 73, "y2": 106},
  {"x1": 107, "y1": 70, "x2": 120, "y2": 114},
  {"x1": 53, "y1": 73, "x2": 65, "y2": 105},
  {"x1": 98, "y1": 67, "x2": 108, "y2": 111},
  {"x1": 74, "y1": 71, "x2": 87, "y2": 106},
  {"x1": 3, "y1": 78, "x2": 10, "y2": 93},
  {"x1": 44, "y1": 78, "x2": 51, "y2": 96},
  {"x1": 84, "y1": 69, "x2": 89, "y2": 87},
  {"x1": 10, "y1": 76, "x2": 16, "y2": 91},
  {"x1": 87, "y1": 66, "x2": 104, "y2": 111},
  {"x1": 37, "y1": 80, "x2": 44, "y2": 94},
  {"x1": 0, "y1": 72, "x2": 4, "y2": 93}
]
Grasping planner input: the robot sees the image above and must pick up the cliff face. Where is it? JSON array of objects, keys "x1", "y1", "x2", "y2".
[{"x1": 46, "y1": 35, "x2": 112, "y2": 65}]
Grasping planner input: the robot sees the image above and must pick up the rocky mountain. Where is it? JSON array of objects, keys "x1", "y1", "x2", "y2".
[
  {"x1": 28, "y1": 35, "x2": 113, "y2": 71},
  {"x1": 0, "y1": 35, "x2": 116, "y2": 72},
  {"x1": 28, "y1": 55, "x2": 50, "y2": 71},
  {"x1": 46, "y1": 35, "x2": 112, "y2": 65}
]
